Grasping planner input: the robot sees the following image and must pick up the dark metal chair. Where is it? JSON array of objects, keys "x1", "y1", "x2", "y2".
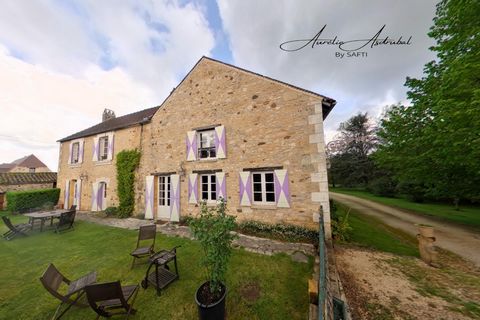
[
  {"x1": 40, "y1": 263, "x2": 97, "y2": 320},
  {"x1": 2, "y1": 216, "x2": 30, "y2": 240},
  {"x1": 55, "y1": 210, "x2": 76, "y2": 233},
  {"x1": 85, "y1": 281, "x2": 139, "y2": 319},
  {"x1": 130, "y1": 224, "x2": 156, "y2": 269},
  {"x1": 69, "y1": 205, "x2": 77, "y2": 211}
]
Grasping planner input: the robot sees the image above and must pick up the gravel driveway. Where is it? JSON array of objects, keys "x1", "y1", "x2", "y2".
[{"x1": 330, "y1": 192, "x2": 480, "y2": 267}]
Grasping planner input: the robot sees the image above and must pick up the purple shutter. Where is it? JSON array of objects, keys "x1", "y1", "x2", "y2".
[
  {"x1": 239, "y1": 172, "x2": 252, "y2": 206},
  {"x1": 216, "y1": 172, "x2": 226, "y2": 200},
  {"x1": 79, "y1": 141, "x2": 84, "y2": 163},
  {"x1": 214, "y1": 125, "x2": 226, "y2": 158},
  {"x1": 186, "y1": 131, "x2": 197, "y2": 161},
  {"x1": 274, "y1": 170, "x2": 290, "y2": 208},
  {"x1": 97, "y1": 183, "x2": 104, "y2": 210},
  {"x1": 188, "y1": 174, "x2": 198, "y2": 204},
  {"x1": 92, "y1": 137, "x2": 99, "y2": 161},
  {"x1": 107, "y1": 135, "x2": 114, "y2": 160}
]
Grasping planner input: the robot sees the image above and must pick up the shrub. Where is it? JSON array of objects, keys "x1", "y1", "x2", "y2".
[
  {"x1": 396, "y1": 181, "x2": 427, "y2": 203},
  {"x1": 189, "y1": 199, "x2": 237, "y2": 296},
  {"x1": 104, "y1": 206, "x2": 118, "y2": 217},
  {"x1": 116, "y1": 150, "x2": 141, "y2": 218},
  {"x1": 331, "y1": 208, "x2": 352, "y2": 242},
  {"x1": 237, "y1": 220, "x2": 319, "y2": 245},
  {"x1": 6, "y1": 188, "x2": 60, "y2": 213},
  {"x1": 367, "y1": 176, "x2": 396, "y2": 197}
]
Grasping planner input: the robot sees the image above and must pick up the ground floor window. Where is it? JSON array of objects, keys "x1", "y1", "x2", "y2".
[
  {"x1": 158, "y1": 176, "x2": 171, "y2": 206},
  {"x1": 99, "y1": 181, "x2": 107, "y2": 198},
  {"x1": 252, "y1": 171, "x2": 275, "y2": 204},
  {"x1": 200, "y1": 174, "x2": 216, "y2": 202}
]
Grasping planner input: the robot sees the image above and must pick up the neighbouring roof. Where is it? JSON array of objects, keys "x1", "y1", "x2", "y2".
[
  {"x1": 58, "y1": 106, "x2": 159, "y2": 142},
  {"x1": 0, "y1": 172, "x2": 57, "y2": 185},
  {"x1": 0, "y1": 155, "x2": 49, "y2": 172}
]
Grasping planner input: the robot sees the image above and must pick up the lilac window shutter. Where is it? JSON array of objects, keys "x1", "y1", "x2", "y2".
[
  {"x1": 215, "y1": 172, "x2": 226, "y2": 200},
  {"x1": 92, "y1": 137, "x2": 99, "y2": 161},
  {"x1": 239, "y1": 171, "x2": 252, "y2": 206},
  {"x1": 79, "y1": 141, "x2": 84, "y2": 163},
  {"x1": 68, "y1": 143, "x2": 73, "y2": 164},
  {"x1": 97, "y1": 183, "x2": 103, "y2": 210},
  {"x1": 188, "y1": 173, "x2": 198, "y2": 204},
  {"x1": 186, "y1": 131, "x2": 197, "y2": 161},
  {"x1": 107, "y1": 134, "x2": 114, "y2": 160},
  {"x1": 274, "y1": 170, "x2": 290, "y2": 208},
  {"x1": 214, "y1": 125, "x2": 226, "y2": 158}
]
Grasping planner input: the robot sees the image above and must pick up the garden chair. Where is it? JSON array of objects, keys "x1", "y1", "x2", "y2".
[
  {"x1": 54, "y1": 210, "x2": 76, "y2": 233},
  {"x1": 40, "y1": 263, "x2": 97, "y2": 320},
  {"x1": 2, "y1": 216, "x2": 30, "y2": 240},
  {"x1": 130, "y1": 224, "x2": 156, "y2": 269},
  {"x1": 69, "y1": 205, "x2": 77, "y2": 211},
  {"x1": 85, "y1": 281, "x2": 139, "y2": 319}
]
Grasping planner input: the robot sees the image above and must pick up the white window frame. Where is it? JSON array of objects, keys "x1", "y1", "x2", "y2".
[
  {"x1": 158, "y1": 176, "x2": 171, "y2": 207},
  {"x1": 99, "y1": 136, "x2": 109, "y2": 161},
  {"x1": 29, "y1": 167, "x2": 35, "y2": 173},
  {"x1": 197, "y1": 129, "x2": 216, "y2": 159},
  {"x1": 71, "y1": 142, "x2": 80, "y2": 164},
  {"x1": 200, "y1": 173, "x2": 217, "y2": 202},
  {"x1": 252, "y1": 171, "x2": 276, "y2": 205}
]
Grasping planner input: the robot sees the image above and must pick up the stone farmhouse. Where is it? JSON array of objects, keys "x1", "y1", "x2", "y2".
[
  {"x1": 0, "y1": 154, "x2": 51, "y2": 173},
  {"x1": 57, "y1": 57, "x2": 336, "y2": 235}
]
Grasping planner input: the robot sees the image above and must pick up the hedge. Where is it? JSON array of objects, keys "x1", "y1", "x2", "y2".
[
  {"x1": 237, "y1": 220, "x2": 319, "y2": 245},
  {"x1": 116, "y1": 149, "x2": 141, "y2": 218},
  {"x1": 6, "y1": 188, "x2": 60, "y2": 213}
]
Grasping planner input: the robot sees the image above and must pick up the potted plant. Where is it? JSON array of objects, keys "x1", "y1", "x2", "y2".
[{"x1": 189, "y1": 198, "x2": 237, "y2": 320}]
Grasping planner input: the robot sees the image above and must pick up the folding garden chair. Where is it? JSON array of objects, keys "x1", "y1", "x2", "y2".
[
  {"x1": 54, "y1": 210, "x2": 76, "y2": 233},
  {"x1": 85, "y1": 281, "x2": 139, "y2": 319},
  {"x1": 130, "y1": 224, "x2": 156, "y2": 269},
  {"x1": 40, "y1": 263, "x2": 97, "y2": 320},
  {"x1": 2, "y1": 216, "x2": 30, "y2": 240}
]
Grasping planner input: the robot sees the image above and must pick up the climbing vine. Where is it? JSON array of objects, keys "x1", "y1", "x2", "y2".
[{"x1": 116, "y1": 149, "x2": 141, "y2": 218}]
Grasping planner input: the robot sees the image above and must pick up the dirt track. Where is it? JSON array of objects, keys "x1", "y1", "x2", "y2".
[{"x1": 330, "y1": 192, "x2": 480, "y2": 267}]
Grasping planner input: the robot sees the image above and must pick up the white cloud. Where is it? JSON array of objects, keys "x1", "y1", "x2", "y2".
[
  {"x1": 217, "y1": 0, "x2": 438, "y2": 142},
  {"x1": 0, "y1": 0, "x2": 216, "y2": 170}
]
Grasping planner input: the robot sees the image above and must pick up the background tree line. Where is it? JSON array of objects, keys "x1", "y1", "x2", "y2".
[{"x1": 327, "y1": 0, "x2": 480, "y2": 208}]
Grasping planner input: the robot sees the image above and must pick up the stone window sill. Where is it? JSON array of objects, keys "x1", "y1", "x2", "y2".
[
  {"x1": 69, "y1": 164, "x2": 82, "y2": 168},
  {"x1": 251, "y1": 204, "x2": 277, "y2": 210},
  {"x1": 94, "y1": 160, "x2": 112, "y2": 166}
]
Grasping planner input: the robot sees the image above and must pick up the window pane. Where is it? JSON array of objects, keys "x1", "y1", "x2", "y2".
[
  {"x1": 266, "y1": 182, "x2": 274, "y2": 192},
  {"x1": 211, "y1": 175, "x2": 216, "y2": 183},
  {"x1": 202, "y1": 175, "x2": 208, "y2": 183},
  {"x1": 265, "y1": 173, "x2": 274, "y2": 182},
  {"x1": 254, "y1": 193, "x2": 262, "y2": 201},
  {"x1": 253, "y1": 174, "x2": 261, "y2": 182},
  {"x1": 211, "y1": 192, "x2": 217, "y2": 200},
  {"x1": 253, "y1": 183, "x2": 262, "y2": 192},
  {"x1": 202, "y1": 192, "x2": 208, "y2": 200},
  {"x1": 266, "y1": 192, "x2": 275, "y2": 202}
]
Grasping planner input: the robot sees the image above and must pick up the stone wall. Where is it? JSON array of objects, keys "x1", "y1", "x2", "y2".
[
  {"x1": 137, "y1": 58, "x2": 329, "y2": 230},
  {"x1": 57, "y1": 126, "x2": 144, "y2": 210},
  {"x1": 10, "y1": 166, "x2": 51, "y2": 173}
]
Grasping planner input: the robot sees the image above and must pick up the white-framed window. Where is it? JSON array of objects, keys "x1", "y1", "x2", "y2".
[
  {"x1": 197, "y1": 130, "x2": 216, "y2": 159},
  {"x1": 71, "y1": 142, "x2": 80, "y2": 164},
  {"x1": 29, "y1": 168, "x2": 35, "y2": 173},
  {"x1": 200, "y1": 174, "x2": 217, "y2": 202},
  {"x1": 252, "y1": 171, "x2": 275, "y2": 204},
  {"x1": 99, "y1": 136, "x2": 109, "y2": 161},
  {"x1": 158, "y1": 176, "x2": 171, "y2": 206}
]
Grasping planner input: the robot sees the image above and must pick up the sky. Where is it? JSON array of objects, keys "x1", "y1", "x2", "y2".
[{"x1": 0, "y1": 0, "x2": 439, "y2": 171}]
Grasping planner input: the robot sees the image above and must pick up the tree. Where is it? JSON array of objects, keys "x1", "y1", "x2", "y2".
[
  {"x1": 376, "y1": 0, "x2": 480, "y2": 208},
  {"x1": 328, "y1": 112, "x2": 377, "y2": 187}
]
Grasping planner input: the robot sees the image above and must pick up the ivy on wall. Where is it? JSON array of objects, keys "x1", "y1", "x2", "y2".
[{"x1": 116, "y1": 149, "x2": 141, "y2": 218}]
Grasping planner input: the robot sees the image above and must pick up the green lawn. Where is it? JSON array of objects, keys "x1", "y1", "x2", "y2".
[
  {"x1": 334, "y1": 201, "x2": 419, "y2": 257},
  {"x1": 331, "y1": 188, "x2": 480, "y2": 231},
  {"x1": 0, "y1": 212, "x2": 312, "y2": 320}
]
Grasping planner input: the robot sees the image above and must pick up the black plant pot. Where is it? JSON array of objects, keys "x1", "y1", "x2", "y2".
[{"x1": 195, "y1": 281, "x2": 227, "y2": 320}]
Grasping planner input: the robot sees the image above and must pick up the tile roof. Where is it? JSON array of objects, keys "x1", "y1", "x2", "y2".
[
  {"x1": 58, "y1": 106, "x2": 160, "y2": 142},
  {"x1": 0, "y1": 155, "x2": 49, "y2": 172},
  {"x1": 0, "y1": 172, "x2": 57, "y2": 185}
]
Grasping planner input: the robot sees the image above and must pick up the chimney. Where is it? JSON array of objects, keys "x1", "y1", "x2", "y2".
[{"x1": 102, "y1": 108, "x2": 116, "y2": 122}]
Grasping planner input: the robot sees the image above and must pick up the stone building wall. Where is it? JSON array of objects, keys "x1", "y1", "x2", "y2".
[
  {"x1": 57, "y1": 126, "x2": 144, "y2": 211},
  {"x1": 137, "y1": 58, "x2": 330, "y2": 230},
  {"x1": 10, "y1": 166, "x2": 51, "y2": 173}
]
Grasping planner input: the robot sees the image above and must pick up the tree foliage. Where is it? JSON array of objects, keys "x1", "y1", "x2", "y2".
[
  {"x1": 375, "y1": 0, "x2": 480, "y2": 206},
  {"x1": 116, "y1": 149, "x2": 141, "y2": 218},
  {"x1": 328, "y1": 112, "x2": 377, "y2": 187}
]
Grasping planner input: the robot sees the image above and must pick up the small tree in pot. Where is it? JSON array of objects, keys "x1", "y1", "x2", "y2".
[{"x1": 190, "y1": 198, "x2": 237, "y2": 320}]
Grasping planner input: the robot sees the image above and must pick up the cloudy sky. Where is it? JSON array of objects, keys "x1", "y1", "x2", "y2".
[{"x1": 0, "y1": 0, "x2": 438, "y2": 170}]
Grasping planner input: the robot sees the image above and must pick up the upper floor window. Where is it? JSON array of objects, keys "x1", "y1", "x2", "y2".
[
  {"x1": 99, "y1": 136, "x2": 109, "y2": 161},
  {"x1": 71, "y1": 142, "x2": 80, "y2": 164},
  {"x1": 29, "y1": 168, "x2": 35, "y2": 173},
  {"x1": 197, "y1": 130, "x2": 216, "y2": 159},
  {"x1": 200, "y1": 174, "x2": 217, "y2": 202},
  {"x1": 252, "y1": 171, "x2": 275, "y2": 204}
]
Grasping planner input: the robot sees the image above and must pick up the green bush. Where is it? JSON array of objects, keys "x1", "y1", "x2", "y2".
[
  {"x1": 116, "y1": 149, "x2": 141, "y2": 218},
  {"x1": 104, "y1": 206, "x2": 118, "y2": 217},
  {"x1": 237, "y1": 220, "x2": 319, "y2": 245},
  {"x1": 6, "y1": 188, "x2": 60, "y2": 213},
  {"x1": 367, "y1": 176, "x2": 396, "y2": 197},
  {"x1": 330, "y1": 200, "x2": 353, "y2": 242}
]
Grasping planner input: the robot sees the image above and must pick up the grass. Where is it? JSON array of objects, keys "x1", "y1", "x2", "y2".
[
  {"x1": 331, "y1": 187, "x2": 480, "y2": 231},
  {"x1": 0, "y1": 211, "x2": 312, "y2": 320},
  {"x1": 334, "y1": 201, "x2": 419, "y2": 257}
]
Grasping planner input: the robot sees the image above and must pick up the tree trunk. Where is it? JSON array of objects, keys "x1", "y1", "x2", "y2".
[{"x1": 453, "y1": 197, "x2": 460, "y2": 211}]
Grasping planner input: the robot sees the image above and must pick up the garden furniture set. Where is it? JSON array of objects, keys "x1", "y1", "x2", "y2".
[{"x1": 39, "y1": 223, "x2": 180, "y2": 319}]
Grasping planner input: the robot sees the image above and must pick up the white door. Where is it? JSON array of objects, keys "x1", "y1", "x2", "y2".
[
  {"x1": 72, "y1": 180, "x2": 78, "y2": 206},
  {"x1": 157, "y1": 176, "x2": 171, "y2": 220}
]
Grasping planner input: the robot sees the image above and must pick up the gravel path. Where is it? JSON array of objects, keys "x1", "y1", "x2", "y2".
[{"x1": 330, "y1": 192, "x2": 480, "y2": 267}]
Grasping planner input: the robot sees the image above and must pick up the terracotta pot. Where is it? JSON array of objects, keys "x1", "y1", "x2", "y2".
[{"x1": 418, "y1": 225, "x2": 434, "y2": 238}]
